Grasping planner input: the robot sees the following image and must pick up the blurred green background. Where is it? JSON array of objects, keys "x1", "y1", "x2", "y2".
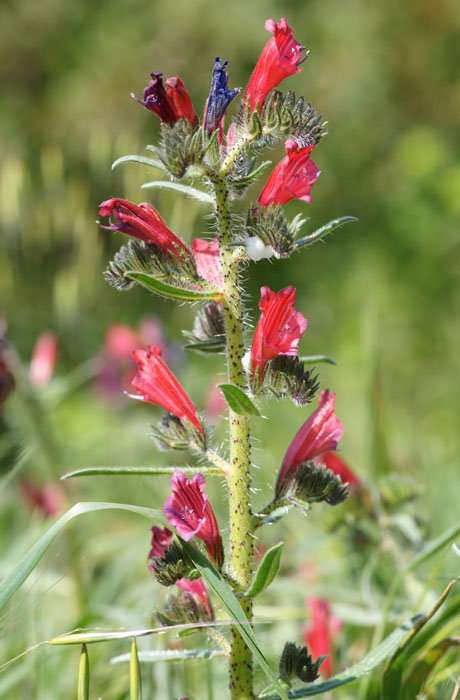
[{"x1": 1, "y1": 0, "x2": 460, "y2": 697}]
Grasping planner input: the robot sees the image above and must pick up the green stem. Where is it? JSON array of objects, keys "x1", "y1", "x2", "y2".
[{"x1": 213, "y1": 173, "x2": 255, "y2": 700}]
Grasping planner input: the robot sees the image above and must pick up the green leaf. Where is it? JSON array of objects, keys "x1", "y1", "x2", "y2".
[
  {"x1": 141, "y1": 180, "x2": 215, "y2": 205},
  {"x1": 261, "y1": 614, "x2": 424, "y2": 698},
  {"x1": 78, "y1": 645, "x2": 89, "y2": 700},
  {"x1": 247, "y1": 542, "x2": 283, "y2": 598},
  {"x1": 217, "y1": 384, "x2": 261, "y2": 417},
  {"x1": 111, "y1": 154, "x2": 167, "y2": 172},
  {"x1": 0, "y1": 502, "x2": 164, "y2": 611},
  {"x1": 61, "y1": 466, "x2": 222, "y2": 480},
  {"x1": 130, "y1": 638, "x2": 142, "y2": 700},
  {"x1": 183, "y1": 339, "x2": 226, "y2": 354},
  {"x1": 179, "y1": 538, "x2": 289, "y2": 700},
  {"x1": 381, "y1": 579, "x2": 458, "y2": 700},
  {"x1": 125, "y1": 271, "x2": 222, "y2": 302},
  {"x1": 294, "y1": 216, "x2": 358, "y2": 249},
  {"x1": 111, "y1": 649, "x2": 226, "y2": 664},
  {"x1": 298, "y1": 355, "x2": 337, "y2": 366}
]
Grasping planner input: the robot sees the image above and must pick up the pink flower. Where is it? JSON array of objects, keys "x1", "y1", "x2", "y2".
[
  {"x1": 148, "y1": 525, "x2": 174, "y2": 562},
  {"x1": 276, "y1": 390, "x2": 344, "y2": 496},
  {"x1": 130, "y1": 346, "x2": 203, "y2": 435},
  {"x1": 165, "y1": 77, "x2": 197, "y2": 125},
  {"x1": 98, "y1": 198, "x2": 191, "y2": 263},
  {"x1": 29, "y1": 332, "x2": 58, "y2": 386},
  {"x1": 163, "y1": 470, "x2": 223, "y2": 567},
  {"x1": 192, "y1": 238, "x2": 223, "y2": 289},
  {"x1": 244, "y1": 18, "x2": 308, "y2": 113},
  {"x1": 314, "y1": 452, "x2": 360, "y2": 490},
  {"x1": 258, "y1": 140, "x2": 320, "y2": 207},
  {"x1": 302, "y1": 598, "x2": 342, "y2": 678},
  {"x1": 250, "y1": 286, "x2": 307, "y2": 383},
  {"x1": 19, "y1": 481, "x2": 65, "y2": 518},
  {"x1": 174, "y1": 577, "x2": 213, "y2": 617},
  {"x1": 105, "y1": 324, "x2": 143, "y2": 363}
]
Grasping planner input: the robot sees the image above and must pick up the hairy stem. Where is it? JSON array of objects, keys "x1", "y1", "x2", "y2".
[{"x1": 213, "y1": 174, "x2": 255, "y2": 699}]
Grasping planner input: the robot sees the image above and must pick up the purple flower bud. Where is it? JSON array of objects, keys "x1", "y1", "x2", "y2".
[
  {"x1": 204, "y1": 58, "x2": 241, "y2": 133},
  {"x1": 131, "y1": 72, "x2": 178, "y2": 123}
]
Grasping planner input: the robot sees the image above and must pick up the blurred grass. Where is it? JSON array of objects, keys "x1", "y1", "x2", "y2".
[{"x1": 1, "y1": 0, "x2": 460, "y2": 697}]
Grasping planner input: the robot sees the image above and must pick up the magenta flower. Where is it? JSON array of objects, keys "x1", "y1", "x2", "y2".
[
  {"x1": 192, "y1": 238, "x2": 223, "y2": 289},
  {"x1": 163, "y1": 470, "x2": 223, "y2": 567},
  {"x1": 98, "y1": 198, "x2": 191, "y2": 263},
  {"x1": 250, "y1": 286, "x2": 307, "y2": 383},
  {"x1": 244, "y1": 18, "x2": 308, "y2": 113},
  {"x1": 258, "y1": 140, "x2": 320, "y2": 207},
  {"x1": 131, "y1": 72, "x2": 178, "y2": 123},
  {"x1": 314, "y1": 452, "x2": 360, "y2": 490},
  {"x1": 165, "y1": 76, "x2": 197, "y2": 125},
  {"x1": 130, "y1": 345, "x2": 203, "y2": 435},
  {"x1": 302, "y1": 598, "x2": 342, "y2": 678},
  {"x1": 276, "y1": 390, "x2": 344, "y2": 496},
  {"x1": 174, "y1": 577, "x2": 213, "y2": 617}
]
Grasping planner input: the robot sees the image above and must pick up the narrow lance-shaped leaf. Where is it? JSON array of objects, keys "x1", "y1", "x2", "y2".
[
  {"x1": 112, "y1": 154, "x2": 168, "y2": 172},
  {"x1": 77, "y1": 644, "x2": 89, "y2": 700},
  {"x1": 294, "y1": 217, "x2": 358, "y2": 249},
  {"x1": 130, "y1": 638, "x2": 142, "y2": 700},
  {"x1": 125, "y1": 271, "x2": 222, "y2": 302},
  {"x1": 61, "y1": 466, "x2": 222, "y2": 480},
  {"x1": 141, "y1": 180, "x2": 215, "y2": 205},
  {"x1": 298, "y1": 355, "x2": 337, "y2": 366},
  {"x1": 247, "y1": 542, "x2": 283, "y2": 598},
  {"x1": 218, "y1": 383, "x2": 261, "y2": 417},
  {"x1": 179, "y1": 538, "x2": 290, "y2": 700},
  {"x1": 0, "y1": 502, "x2": 164, "y2": 611},
  {"x1": 111, "y1": 649, "x2": 226, "y2": 664}
]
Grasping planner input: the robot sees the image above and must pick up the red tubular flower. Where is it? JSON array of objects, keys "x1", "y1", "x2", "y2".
[
  {"x1": 163, "y1": 470, "x2": 223, "y2": 567},
  {"x1": 98, "y1": 198, "x2": 191, "y2": 263},
  {"x1": 258, "y1": 140, "x2": 320, "y2": 207},
  {"x1": 165, "y1": 77, "x2": 197, "y2": 125},
  {"x1": 192, "y1": 238, "x2": 223, "y2": 289},
  {"x1": 148, "y1": 525, "x2": 174, "y2": 563},
  {"x1": 250, "y1": 286, "x2": 307, "y2": 383},
  {"x1": 130, "y1": 345, "x2": 203, "y2": 435},
  {"x1": 244, "y1": 18, "x2": 308, "y2": 113},
  {"x1": 131, "y1": 72, "x2": 178, "y2": 123},
  {"x1": 29, "y1": 332, "x2": 58, "y2": 387},
  {"x1": 314, "y1": 452, "x2": 360, "y2": 490},
  {"x1": 174, "y1": 577, "x2": 213, "y2": 616},
  {"x1": 276, "y1": 390, "x2": 344, "y2": 495},
  {"x1": 302, "y1": 598, "x2": 342, "y2": 678}
]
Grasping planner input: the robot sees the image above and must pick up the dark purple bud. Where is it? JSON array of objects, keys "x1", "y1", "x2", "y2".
[
  {"x1": 204, "y1": 58, "x2": 241, "y2": 133},
  {"x1": 131, "y1": 72, "x2": 178, "y2": 124}
]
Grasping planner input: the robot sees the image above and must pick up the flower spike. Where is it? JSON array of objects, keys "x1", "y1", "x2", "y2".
[
  {"x1": 259, "y1": 139, "x2": 320, "y2": 207},
  {"x1": 163, "y1": 470, "x2": 223, "y2": 568},
  {"x1": 204, "y1": 58, "x2": 241, "y2": 133},
  {"x1": 250, "y1": 286, "x2": 307, "y2": 385},
  {"x1": 244, "y1": 18, "x2": 308, "y2": 113},
  {"x1": 131, "y1": 71, "x2": 178, "y2": 123},
  {"x1": 130, "y1": 345, "x2": 203, "y2": 436}
]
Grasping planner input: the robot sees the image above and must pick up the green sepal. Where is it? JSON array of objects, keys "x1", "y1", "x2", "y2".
[
  {"x1": 217, "y1": 383, "x2": 261, "y2": 416},
  {"x1": 124, "y1": 271, "x2": 222, "y2": 302},
  {"x1": 246, "y1": 542, "x2": 283, "y2": 598}
]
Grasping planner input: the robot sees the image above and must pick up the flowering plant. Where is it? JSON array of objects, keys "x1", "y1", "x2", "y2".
[{"x1": 96, "y1": 17, "x2": 356, "y2": 699}]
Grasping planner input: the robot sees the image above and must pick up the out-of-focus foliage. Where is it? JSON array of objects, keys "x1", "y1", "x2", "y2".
[{"x1": 1, "y1": 0, "x2": 460, "y2": 697}]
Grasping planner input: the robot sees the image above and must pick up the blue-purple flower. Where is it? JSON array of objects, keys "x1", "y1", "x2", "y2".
[{"x1": 204, "y1": 58, "x2": 241, "y2": 133}]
